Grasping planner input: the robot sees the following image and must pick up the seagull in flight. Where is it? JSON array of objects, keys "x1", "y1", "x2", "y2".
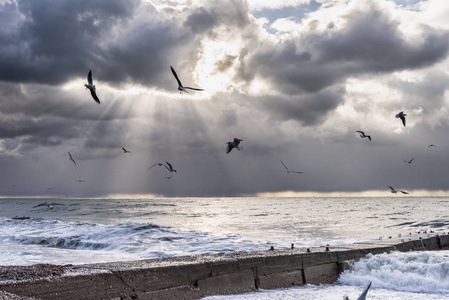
[
  {"x1": 395, "y1": 111, "x2": 406, "y2": 127},
  {"x1": 68, "y1": 152, "x2": 76, "y2": 165},
  {"x1": 170, "y1": 66, "x2": 204, "y2": 93},
  {"x1": 388, "y1": 185, "x2": 409, "y2": 194},
  {"x1": 280, "y1": 160, "x2": 303, "y2": 174},
  {"x1": 356, "y1": 131, "x2": 371, "y2": 141},
  {"x1": 148, "y1": 161, "x2": 178, "y2": 174},
  {"x1": 84, "y1": 70, "x2": 100, "y2": 104},
  {"x1": 122, "y1": 147, "x2": 131, "y2": 153},
  {"x1": 428, "y1": 144, "x2": 436, "y2": 148},
  {"x1": 226, "y1": 138, "x2": 243, "y2": 154},
  {"x1": 404, "y1": 157, "x2": 414, "y2": 164},
  {"x1": 77, "y1": 179, "x2": 86, "y2": 182}
]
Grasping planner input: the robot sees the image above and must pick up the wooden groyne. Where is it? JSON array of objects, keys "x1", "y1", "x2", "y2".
[{"x1": 1, "y1": 233, "x2": 448, "y2": 300}]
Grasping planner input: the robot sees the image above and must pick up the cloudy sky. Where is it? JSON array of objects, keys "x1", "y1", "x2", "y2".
[{"x1": 1, "y1": 0, "x2": 449, "y2": 198}]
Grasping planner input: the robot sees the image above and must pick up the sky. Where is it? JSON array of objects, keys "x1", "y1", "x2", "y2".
[{"x1": 1, "y1": 0, "x2": 449, "y2": 198}]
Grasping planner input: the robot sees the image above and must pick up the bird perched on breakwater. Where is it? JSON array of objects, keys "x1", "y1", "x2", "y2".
[
  {"x1": 395, "y1": 111, "x2": 406, "y2": 127},
  {"x1": 226, "y1": 138, "x2": 243, "y2": 154},
  {"x1": 356, "y1": 131, "x2": 371, "y2": 141}
]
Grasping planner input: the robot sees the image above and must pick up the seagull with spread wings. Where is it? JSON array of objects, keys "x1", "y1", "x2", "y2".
[
  {"x1": 68, "y1": 152, "x2": 76, "y2": 165},
  {"x1": 388, "y1": 185, "x2": 409, "y2": 194},
  {"x1": 395, "y1": 111, "x2": 406, "y2": 127},
  {"x1": 84, "y1": 70, "x2": 100, "y2": 104},
  {"x1": 280, "y1": 160, "x2": 303, "y2": 174},
  {"x1": 404, "y1": 157, "x2": 415, "y2": 164},
  {"x1": 356, "y1": 131, "x2": 371, "y2": 141},
  {"x1": 148, "y1": 161, "x2": 177, "y2": 174},
  {"x1": 122, "y1": 147, "x2": 131, "y2": 153},
  {"x1": 170, "y1": 66, "x2": 204, "y2": 93},
  {"x1": 226, "y1": 138, "x2": 243, "y2": 154}
]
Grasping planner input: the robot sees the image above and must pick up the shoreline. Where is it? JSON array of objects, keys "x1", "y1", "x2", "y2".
[{"x1": 1, "y1": 233, "x2": 448, "y2": 300}]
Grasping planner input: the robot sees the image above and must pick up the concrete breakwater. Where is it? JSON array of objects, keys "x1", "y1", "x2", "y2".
[{"x1": 1, "y1": 233, "x2": 448, "y2": 300}]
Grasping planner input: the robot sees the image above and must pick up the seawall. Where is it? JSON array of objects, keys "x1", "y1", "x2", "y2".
[{"x1": 1, "y1": 233, "x2": 448, "y2": 300}]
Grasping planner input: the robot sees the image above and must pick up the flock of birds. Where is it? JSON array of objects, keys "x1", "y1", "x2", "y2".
[
  {"x1": 355, "y1": 110, "x2": 438, "y2": 195},
  {"x1": 73, "y1": 68, "x2": 246, "y2": 180},
  {"x1": 78, "y1": 67, "x2": 435, "y2": 195}
]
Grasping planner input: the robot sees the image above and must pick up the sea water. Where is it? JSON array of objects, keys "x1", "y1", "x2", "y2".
[{"x1": 0, "y1": 197, "x2": 448, "y2": 299}]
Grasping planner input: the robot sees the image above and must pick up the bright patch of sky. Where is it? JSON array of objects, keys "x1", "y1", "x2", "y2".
[{"x1": 250, "y1": 1, "x2": 321, "y2": 24}]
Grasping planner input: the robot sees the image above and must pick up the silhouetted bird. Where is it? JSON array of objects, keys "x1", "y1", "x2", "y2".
[
  {"x1": 122, "y1": 147, "x2": 131, "y2": 153},
  {"x1": 226, "y1": 138, "x2": 243, "y2": 154},
  {"x1": 395, "y1": 111, "x2": 406, "y2": 127},
  {"x1": 404, "y1": 157, "x2": 414, "y2": 164},
  {"x1": 68, "y1": 152, "x2": 76, "y2": 165},
  {"x1": 388, "y1": 185, "x2": 409, "y2": 194},
  {"x1": 356, "y1": 131, "x2": 371, "y2": 141},
  {"x1": 85, "y1": 70, "x2": 100, "y2": 104},
  {"x1": 170, "y1": 66, "x2": 204, "y2": 93},
  {"x1": 280, "y1": 160, "x2": 303, "y2": 174}
]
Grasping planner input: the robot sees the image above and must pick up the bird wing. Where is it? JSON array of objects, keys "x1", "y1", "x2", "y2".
[
  {"x1": 148, "y1": 163, "x2": 162, "y2": 170},
  {"x1": 68, "y1": 152, "x2": 76, "y2": 165},
  {"x1": 280, "y1": 160, "x2": 289, "y2": 170},
  {"x1": 122, "y1": 148, "x2": 126, "y2": 152},
  {"x1": 356, "y1": 131, "x2": 364, "y2": 135},
  {"x1": 289, "y1": 171, "x2": 303, "y2": 174},
  {"x1": 184, "y1": 87, "x2": 204, "y2": 91},
  {"x1": 226, "y1": 144, "x2": 232, "y2": 154},
  {"x1": 87, "y1": 70, "x2": 93, "y2": 85},
  {"x1": 400, "y1": 115, "x2": 406, "y2": 127},
  {"x1": 233, "y1": 138, "x2": 242, "y2": 145},
  {"x1": 165, "y1": 161, "x2": 174, "y2": 171},
  {"x1": 388, "y1": 185, "x2": 395, "y2": 191},
  {"x1": 356, "y1": 282, "x2": 372, "y2": 300},
  {"x1": 170, "y1": 66, "x2": 183, "y2": 87},
  {"x1": 400, "y1": 191, "x2": 409, "y2": 194},
  {"x1": 90, "y1": 89, "x2": 100, "y2": 104},
  {"x1": 410, "y1": 157, "x2": 415, "y2": 163}
]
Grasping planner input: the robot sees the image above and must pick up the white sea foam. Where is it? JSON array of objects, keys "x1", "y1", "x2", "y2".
[
  {"x1": 338, "y1": 250, "x2": 449, "y2": 294},
  {"x1": 203, "y1": 251, "x2": 449, "y2": 299}
]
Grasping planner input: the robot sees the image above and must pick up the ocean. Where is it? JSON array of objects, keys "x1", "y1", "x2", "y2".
[{"x1": 0, "y1": 196, "x2": 448, "y2": 299}]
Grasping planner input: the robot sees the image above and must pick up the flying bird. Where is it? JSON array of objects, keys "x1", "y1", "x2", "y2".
[
  {"x1": 148, "y1": 161, "x2": 178, "y2": 173},
  {"x1": 68, "y1": 152, "x2": 76, "y2": 165},
  {"x1": 122, "y1": 147, "x2": 131, "y2": 153},
  {"x1": 395, "y1": 111, "x2": 406, "y2": 127},
  {"x1": 404, "y1": 157, "x2": 414, "y2": 164},
  {"x1": 428, "y1": 144, "x2": 436, "y2": 148},
  {"x1": 388, "y1": 185, "x2": 409, "y2": 194},
  {"x1": 356, "y1": 131, "x2": 371, "y2": 141},
  {"x1": 280, "y1": 160, "x2": 303, "y2": 174},
  {"x1": 170, "y1": 66, "x2": 204, "y2": 93},
  {"x1": 357, "y1": 282, "x2": 372, "y2": 300},
  {"x1": 84, "y1": 70, "x2": 100, "y2": 104},
  {"x1": 226, "y1": 138, "x2": 243, "y2": 154},
  {"x1": 77, "y1": 180, "x2": 86, "y2": 182}
]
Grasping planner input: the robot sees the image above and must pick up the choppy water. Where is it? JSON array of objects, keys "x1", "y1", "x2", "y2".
[{"x1": 1, "y1": 197, "x2": 449, "y2": 299}]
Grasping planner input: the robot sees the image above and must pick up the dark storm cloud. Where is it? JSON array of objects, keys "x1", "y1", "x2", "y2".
[
  {"x1": 245, "y1": 6, "x2": 449, "y2": 94},
  {"x1": 0, "y1": 0, "x2": 137, "y2": 85},
  {"x1": 261, "y1": 85, "x2": 345, "y2": 126},
  {"x1": 240, "y1": 2, "x2": 449, "y2": 126}
]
